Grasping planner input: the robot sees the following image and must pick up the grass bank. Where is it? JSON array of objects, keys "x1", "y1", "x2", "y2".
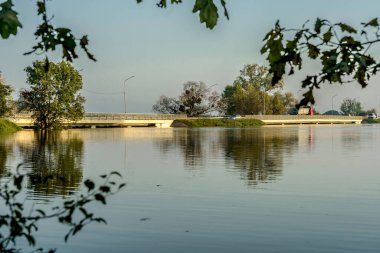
[
  {"x1": 365, "y1": 119, "x2": 380, "y2": 124},
  {"x1": 0, "y1": 119, "x2": 22, "y2": 134},
  {"x1": 173, "y1": 118, "x2": 264, "y2": 127}
]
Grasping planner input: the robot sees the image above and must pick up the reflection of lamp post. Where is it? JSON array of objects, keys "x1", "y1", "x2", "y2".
[
  {"x1": 331, "y1": 94, "x2": 337, "y2": 112},
  {"x1": 123, "y1": 76, "x2": 135, "y2": 113}
]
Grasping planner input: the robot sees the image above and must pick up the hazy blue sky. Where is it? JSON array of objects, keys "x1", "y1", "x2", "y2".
[{"x1": 1, "y1": 0, "x2": 380, "y2": 113}]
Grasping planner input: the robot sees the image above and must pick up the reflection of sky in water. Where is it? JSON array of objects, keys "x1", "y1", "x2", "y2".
[{"x1": 0, "y1": 125, "x2": 379, "y2": 253}]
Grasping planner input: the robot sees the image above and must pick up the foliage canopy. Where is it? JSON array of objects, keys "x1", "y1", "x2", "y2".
[
  {"x1": 153, "y1": 81, "x2": 220, "y2": 117},
  {"x1": 340, "y1": 98, "x2": 362, "y2": 116},
  {"x1": 20, "y1": 61, "x2": 85, "y2": 129},
  {"x1": 0, "y1": 74, "x2": 13, "y2": 117},
  {"x1": 0, "y1": 166, "x2": 125, "y2": 253},
  {"x1": 261, "y1": 18, "x2": 380, "y2": 107},
  {"x1": 219, "y1": 64, "x2": 296, "y2": 115}
]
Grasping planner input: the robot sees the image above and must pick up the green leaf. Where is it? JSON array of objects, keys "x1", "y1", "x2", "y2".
[
  {"x1": 37, "y1": 1, "x2": 45, "y2": 15},
  {"x1": 192, "y1": 0, "x2": 219, "y2": 29},
  {"x1": 314, "y1": 18, "x2": 323, "y2": 34},
  {"x1": 72, "y1": 224, "x2": 83, "y2": 235},
  {"x1": 13, "y1": 175, "x2": 24, "y2": 190},
  {"x1": 323, "y1": 31, "x2": 332, "y2": 43},
  {"x1": 156, "y1": 0, "x2": 183, "y2": 8},
  {"x1": 0, "y1": 219, "x2": 8, "y2": 227},
  {"x1": 220, "y1": 0, "x2": 229, "y2": 20},
  {"x1": 364, "y1": 18, "x2": 379, "y2": 27},
  {"x1": 64, "y1": 233, "x2": 70, "y2": 242},
  {"x1": 338, "y1": 23, "x2": 357, "y2": 33},
  {"x1": 307, "y1": 44, "x2": 320, "y2": 59},
  {"x1": 0, "y1": 0, "x2": 22, "y2": 39},
  {"x1": 84, "y1": 179, "x2": 95, "y2": 192},
  {"x1": 94, "y1": 193, "x2": 106, "y2": 205},
  {"x1": 99, "y1": 186, "x2": 110, "y2": 193},
  {"x1": 301, "y1": 76, "x2": 313, "y2": 88},
  {"x1": 299, "y1": 88, "x2": 315, "y2": 107},
  {"x1": 80, "y1": 35, "x2": 96, "y2": 61}
]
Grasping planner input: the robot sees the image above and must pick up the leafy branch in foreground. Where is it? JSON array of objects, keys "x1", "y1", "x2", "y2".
[
  {"x1": 23, "y1": 0, "x2": 96, "y2": 62},
  {"x1": 0, "y1": 164, "x2": 125, "y2": 253},
  {"x1": 1, "y1": 0, "x2": 229, "y2": 63},
  {"x1": 0, "y1": 0, "x2": 22, "y2": 39},
  {"x1": 261, "y1": 18, "x2": 380, "y2": 107},
  {"x1": 138, "y1": 0, "x2": 229, "y2": 29}
]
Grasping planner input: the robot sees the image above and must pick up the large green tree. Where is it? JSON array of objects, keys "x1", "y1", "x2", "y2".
[
  {"x1": 20, "y1": 61, "x2": 85, "y2": 129},
  {"x1": 270, "y1": 92, "x2": 286, "y2": 115},
  {"x1": 227, "y1": 84, "x2": 262, "y2": 115},
  {"x1": 219, "y1": 64, "x2": 290, "y2": 115},
  {"x1": 340, "y1": 98, "x2": 362, "y2": 116},
  {"x1": 0, "y1": 74, "x2": 13, "y2": 117}
]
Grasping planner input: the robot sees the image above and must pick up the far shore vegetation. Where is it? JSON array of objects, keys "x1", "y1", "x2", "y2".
[
  {"x1": 0, "y1": 118, "x2": 21, "y2": 134},
  {"x1": 365, "y1": 119, "x2": 380, "y2": 124},
  {"x1": 173, "y1": 118, "x2": 264, "y2": 127}
]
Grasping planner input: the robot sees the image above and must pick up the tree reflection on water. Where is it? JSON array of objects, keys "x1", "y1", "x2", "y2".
[
  {"x1": 18, "y1": 131, "x2": 84, "y2": 197},
  {"x1": 0, "y1": 136, "x2": 13, "y2": 177},
  {"x1": 219, "y1": 128, "x2": 298, "y2": 185},
  {"x1": 155, "y1": 128, "x2": 299, "y2": 185}
]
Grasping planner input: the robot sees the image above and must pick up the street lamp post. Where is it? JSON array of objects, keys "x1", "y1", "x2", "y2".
[
  {"x1": 123, "y1": 76, "x2": 135, "y2": 114},
  {"x1": 331, "y1": 94, "x2": 337, "y2": 112}
]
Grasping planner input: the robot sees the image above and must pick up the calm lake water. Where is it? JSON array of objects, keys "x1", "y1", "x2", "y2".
[{"x1": 0, "y1": 125, "x2": 379, "y2": 252}]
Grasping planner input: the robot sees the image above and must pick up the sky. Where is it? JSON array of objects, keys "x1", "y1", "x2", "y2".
[{"x1": 1, "y1": 0, "x2": 380, "y2": 113}]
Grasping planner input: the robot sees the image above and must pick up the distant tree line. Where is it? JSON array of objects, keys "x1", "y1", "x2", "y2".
[
  {"x1": 153, "y1": 64, "x2": 298, "y2": 116},
  {"x1": 323, "y1": 97, "x2": 376, "y2": 116}
]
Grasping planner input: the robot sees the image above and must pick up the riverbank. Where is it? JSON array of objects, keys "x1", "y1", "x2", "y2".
[
  {"x1": 365, "y1": 119, "x2": 380, "y2": 124},
  {"x1": 0, "y1": 118, "x2": 22, "y2": 134},
  {"x1": 172, "y1": 118, "x2": 264, "y2": 127}
]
